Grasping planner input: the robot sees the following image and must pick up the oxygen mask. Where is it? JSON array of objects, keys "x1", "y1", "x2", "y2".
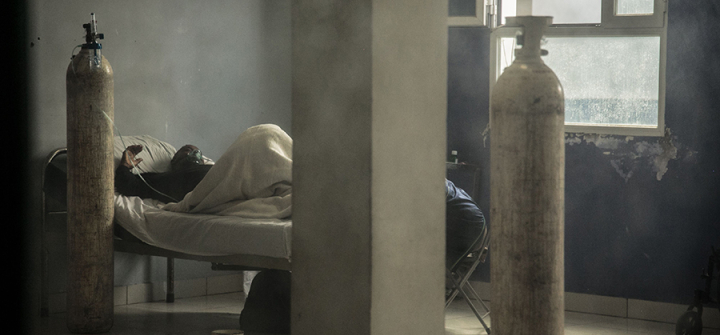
[
  {"x1": 171, "y1": 148, "x2": 204, "y2": 171},
  {"x1": 187, "y1": 149, "x2": 203, "y2": 165}
]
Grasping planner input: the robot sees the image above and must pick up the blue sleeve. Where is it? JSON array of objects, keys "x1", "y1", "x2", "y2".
[{"x1": 445, "y1": 179, "x2": 485, "y2": 224}]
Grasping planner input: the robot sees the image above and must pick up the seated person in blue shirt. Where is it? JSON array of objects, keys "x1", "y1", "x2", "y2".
[{"x1": 445, "y1": 179, "x2": 487, "y2": 267}]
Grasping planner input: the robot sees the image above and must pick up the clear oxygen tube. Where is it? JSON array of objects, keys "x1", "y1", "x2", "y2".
[
  {"x1": 69, "y1": 61, "x2": 180, "y2": 202},
  {"x1": 70, "y1": 13, "x2": 181, "y2": 203}
]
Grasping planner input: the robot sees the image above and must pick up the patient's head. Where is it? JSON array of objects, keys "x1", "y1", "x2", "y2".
[{"x1": 171, "y1": 144, "x2": 203, "y2": 171}]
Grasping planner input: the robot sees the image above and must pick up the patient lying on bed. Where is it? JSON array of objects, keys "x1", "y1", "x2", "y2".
[
  {"x1": 115, "y1": 144, "x2": 213, "y2": 203},
  {"x1": 116, "y1": 124, "x2": 294, "y2": 219},
  {"x1": 116, "y1": 123, "x2": 483, "y2": 245}
]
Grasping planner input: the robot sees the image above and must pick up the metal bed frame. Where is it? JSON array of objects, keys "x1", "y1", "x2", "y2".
[{"x1": 40, "y1": 147, "x2": 290, "y2": 317}]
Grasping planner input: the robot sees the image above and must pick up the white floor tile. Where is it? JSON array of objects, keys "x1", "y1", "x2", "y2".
[
  {"x1": 625, "y1": 318, "x2": 677, "y2": 334},
  {"x1": 444, "y1": 298, "x2": 720, "y2": 335},
  {"x1": 30, "y1": 293, "x2": 244, "y2": 335},
  {"x1": 445, "y1": 327, "x2": 489, "y2": 335},
  {"x1": 565, "y1": 311, "x2": 630, "y2": 326}
]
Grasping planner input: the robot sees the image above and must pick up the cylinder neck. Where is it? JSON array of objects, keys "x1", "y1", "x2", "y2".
[
  {"x1": 514, "y1": 48, "x2": 542, "y2": 61},
  {"x1": 505, "y1": 16, "x2": 552, "y2": 61}
]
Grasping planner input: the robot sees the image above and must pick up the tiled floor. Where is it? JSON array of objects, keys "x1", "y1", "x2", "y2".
[
  {"x1": 29, "y1": 292, "x2": 720, "y2": 335},
  {"x1": 446, "y1": 299, "x2": 720, "y2": 335},
  {"x1": 31, "y1": 293, "x2": 246, "y2": 335}
]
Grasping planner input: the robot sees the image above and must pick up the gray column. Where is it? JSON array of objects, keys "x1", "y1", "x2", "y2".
[{"x1": 291, "y1": 1, "x2": 447, "y2": 334}]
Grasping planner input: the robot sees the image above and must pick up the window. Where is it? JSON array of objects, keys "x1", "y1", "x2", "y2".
[
  {"x1": 490, "y1": 0, "x2": 668, "y2": 136},
  {"x1": 449, "y1": 0, "x2": 496, "y2": 27}
]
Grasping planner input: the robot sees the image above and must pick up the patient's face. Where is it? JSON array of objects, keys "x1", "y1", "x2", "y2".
[{"x1": 171, "y1": 145, "x2": 201, "y2": 171}]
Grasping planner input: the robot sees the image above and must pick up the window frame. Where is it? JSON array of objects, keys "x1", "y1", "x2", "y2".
[
  {"x1": 448, "y1": 0, "x2": 495, "y2": 27},
  {"x1": 489, "y1": 0, "x2": 668, "y2": 137}
]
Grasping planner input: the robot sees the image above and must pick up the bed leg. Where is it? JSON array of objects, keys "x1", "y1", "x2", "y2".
[
  {"x1": 167, "y1": 257, "x2": 175, "y2": 303},
  {"x1": 40, "y1": 244, "x2": 49, "y2": 317}
]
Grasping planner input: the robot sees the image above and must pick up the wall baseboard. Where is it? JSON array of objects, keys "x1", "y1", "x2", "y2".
[
  {"x1": 48, "y1": 274, "x2": 243, "y2": 314},
  {"x1": 468, "y1": 281, "x2": 720, "y2": 330}
]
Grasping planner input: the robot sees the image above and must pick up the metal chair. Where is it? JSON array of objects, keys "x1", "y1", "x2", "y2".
[{"x1": 445, "y1": 222, "x2": 491, "y2": 334}]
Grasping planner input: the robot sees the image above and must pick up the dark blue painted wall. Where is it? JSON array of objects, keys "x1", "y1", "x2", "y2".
[{"x1": 447, "y1": 0, "x2": 720, "y2": 304}]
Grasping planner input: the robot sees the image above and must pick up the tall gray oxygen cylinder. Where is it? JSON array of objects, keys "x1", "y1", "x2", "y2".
[
  {"x1": 66, "y1": 13, "x2": 114, "y2": 334},
  {"x1": 490, "y1": 16, "x2": 565, "y2": 335}
]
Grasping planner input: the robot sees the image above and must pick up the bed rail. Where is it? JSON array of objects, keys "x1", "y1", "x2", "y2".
[{"x1": 40, "y1": 148, "x2": 67, "y2": 317}]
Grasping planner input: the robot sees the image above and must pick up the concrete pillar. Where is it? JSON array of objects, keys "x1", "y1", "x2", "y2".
[{"x1": 291, "y1": 1, "x2": 447, "y2": 334}]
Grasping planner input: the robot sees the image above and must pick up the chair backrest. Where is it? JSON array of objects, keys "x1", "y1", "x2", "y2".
[{"x1": 448, "y1": 220, "x2": 489, "y2": 272}]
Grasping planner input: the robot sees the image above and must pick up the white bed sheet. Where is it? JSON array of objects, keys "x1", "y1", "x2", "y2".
[{"x1": 113, "y1": 193, "x2": 292, "y2": 259}]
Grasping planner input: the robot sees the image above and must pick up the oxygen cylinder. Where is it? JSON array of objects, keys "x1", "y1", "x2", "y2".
[
  {"x1": 66, "y1": 13, "x2": 114, "y2": 334},
  {"x1": 489, "y1": 16, "x2": 565, "y2": 335}
]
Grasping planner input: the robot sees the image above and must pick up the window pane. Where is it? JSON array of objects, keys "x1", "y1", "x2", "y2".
[
  {"x1": 616, "y1": 0, "x2": 654, "y2": 15},
  {"x1": 499, "y1": 37, "x2": 517, "y2": 72},
  {"x1": 450, "y1": 0, "x2": 477, "y2": 17},
  {"x1": 498, "y1": 36, "x2": 661, "y2": 127},
  {"x1": 500, "y1": 0, "x2": 516, "y2": 25},
  {"x1": 533, "y1": 0, "x2": 601, "y2": 24},
  {"x1": 501, "y1": 0, "x2": 600, "y2": 25}
]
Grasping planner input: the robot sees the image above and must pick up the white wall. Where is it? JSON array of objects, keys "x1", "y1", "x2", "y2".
[{"x1": 26, "y1": 0, "x2": 291, "y2": 313}]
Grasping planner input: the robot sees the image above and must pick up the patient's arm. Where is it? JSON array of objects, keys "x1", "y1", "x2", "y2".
[
  {"x1": 121, "y1": 145, "x2": 144, "y2": 168},
  {"x1": 114, "y1": 165, "x2": 176, "y2": 203},
  {"x1": 114, "y1": 161, "x2": 212, "y2": 203},
  {"x1": 115, "y1": 145, "x2": 162, "y2": 199},
  {"x1": 115, "y1": 164, "x2": 153, "y2": 198}
]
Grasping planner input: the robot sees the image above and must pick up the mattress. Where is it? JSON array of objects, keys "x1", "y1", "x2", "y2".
[{"x1": 113, "y1": 193, "x2": 292, "y2": 259}]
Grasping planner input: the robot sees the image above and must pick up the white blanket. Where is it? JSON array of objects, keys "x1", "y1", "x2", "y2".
[
  {"x1": 162, "y1": 124, "x2": 293, "y2": 218},
  {"x1": 114, "y1": 194, "x2": 292, "y2": 258}
]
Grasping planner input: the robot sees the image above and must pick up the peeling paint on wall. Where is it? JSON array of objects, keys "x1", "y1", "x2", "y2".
[
  {"x1": 565, "y1": 128, "x2": 682, "y2": 182},
  {"x1": 609, "y1": 158, "x2": 634, "y2": 182},
  {"x1": 653, "y1": 128, "x2": 679, "y2": 181},
  {"x1": 484, "y1": 122, "x2": 686, "y2": 182},
  {"x1": 482, "y1": 122, "x2": 490, "y2": 148}
]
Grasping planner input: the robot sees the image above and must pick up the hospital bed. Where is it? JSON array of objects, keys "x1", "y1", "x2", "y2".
[{"x1": 40, "y1": 135, "x2": 292, "y2": 316}]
